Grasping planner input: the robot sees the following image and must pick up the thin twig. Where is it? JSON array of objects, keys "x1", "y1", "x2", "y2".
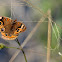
[
  {"x1": 24, "y1": 0, "x2": 62, "y2": 30},
  {"x1": 9, "y1": 38, "x2": 27, "y2": 62},
  {"x1": 9, "y1": 16, "x2": 46, "y2": 62},
  {"x1": 5, "y1": 46, "x2": 47, "y2": 56},
  {"x1": 47, "y1": 10, "x2": 52, "y2": 62},
  {"x1": 24, "y1": 0, "x2": 47, "y2": 18},
  {"x1": 5, "y1": 45, "x2": 62, "y2": 60},
  {"x1": 15, "y1": 38, "x2": 27, "y2": 62},
  {"x1": 15, "y1": 38, "x2": 20, "y2": 46}
]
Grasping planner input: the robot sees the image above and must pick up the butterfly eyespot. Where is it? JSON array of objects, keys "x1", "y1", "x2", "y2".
[
  {"x1": 5, "y1": 33, "x2": 7, "y2": 36},
  {"x1": 17, "y1": 29, "x2": 19, "y2": 32},
  {"x1": 1, "y1": 28, "x2": 5, "y2": 32},
  {"x1": 0, "y1": 21, "x2": 2, "y2": 25},
  {"x1": 0, "y1": 22, "x2": 1, "y2": 25},
  {"x1": 0, "y1": 21, "x2": 3, "y2": 25}
]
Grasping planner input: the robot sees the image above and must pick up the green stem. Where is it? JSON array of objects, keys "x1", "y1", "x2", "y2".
[
  {"x1": 15, "y1": 38, "x2": 20, "y2": 46},
  {"x1": 15, "y1": 38, "x2": 27, "y2": 62},
  {"x1": 5, "y1": 46, "x2": 27, "y2": 62},
  {"x1": 5, "y1": 46, "x2": 19, "y2": 49}
]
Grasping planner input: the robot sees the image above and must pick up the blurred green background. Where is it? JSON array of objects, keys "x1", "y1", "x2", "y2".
[{"x1": 0, "y1": 0, "x2": 62, "y2": 62}]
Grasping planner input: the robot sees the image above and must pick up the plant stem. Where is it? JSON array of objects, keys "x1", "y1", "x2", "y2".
[
  {"x1": 47, "y1": 10, "x2": 52, "y2": 62},
  {"x1": 15, "y1": 38, "x2": 27, "y2": 62},
  {"x1": 15, "y1": 38, "x2": 20, "y2": 46}
]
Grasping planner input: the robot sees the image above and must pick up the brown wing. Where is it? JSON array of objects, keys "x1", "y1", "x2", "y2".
[
  {"x1": 0, "y1": 17, "x2": 13, "y2": 35},
  {"x1": 0, "y1": 17, "x2": 26, "y2": 40},
  {"x1": 12, "y1": 21, "x2": 26, "y2": 36},
  {"x1": 1, "y1": 17, "x2": 18, "y2": 40}
]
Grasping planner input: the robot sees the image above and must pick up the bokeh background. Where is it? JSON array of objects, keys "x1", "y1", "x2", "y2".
[{"x1": 0, "y1": 0, "x2": 62, "y2": 62}]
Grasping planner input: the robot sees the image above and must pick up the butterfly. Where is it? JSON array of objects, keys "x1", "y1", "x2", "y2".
[{"x1": 0, "y1": 16, "x2": 26, "y2": 40}]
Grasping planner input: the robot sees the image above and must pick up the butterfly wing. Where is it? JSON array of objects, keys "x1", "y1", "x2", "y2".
[
  {"x1": 0, "y1": 17, "x2": 18, "y2": 40},
  {"x1": 12, "y1": 21, "x2": 26, "y2": 36},
  {"x1": 0, "y1": 17, "x2": 26, "y2": 40},
  {"x1": 0, "y1": 17, "x2": 4, "y2": 31}
]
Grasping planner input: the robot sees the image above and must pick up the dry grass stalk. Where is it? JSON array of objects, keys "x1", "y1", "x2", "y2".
[
  {"x1": 24, "y1": 0, "x2": 62, "y2": 30},
  {"x1": 47, "y1": 9, "x2": 52, "y2": 62}
]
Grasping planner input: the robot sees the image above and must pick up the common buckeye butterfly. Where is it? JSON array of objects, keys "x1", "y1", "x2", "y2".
[{"x1": 0, "y1": 16, "x2": 26, "y2": 40}]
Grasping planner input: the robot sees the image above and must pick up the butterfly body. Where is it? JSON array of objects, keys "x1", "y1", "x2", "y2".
[{"x1": 0, "y1": 16, "x2": 26, "y2": 40}]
